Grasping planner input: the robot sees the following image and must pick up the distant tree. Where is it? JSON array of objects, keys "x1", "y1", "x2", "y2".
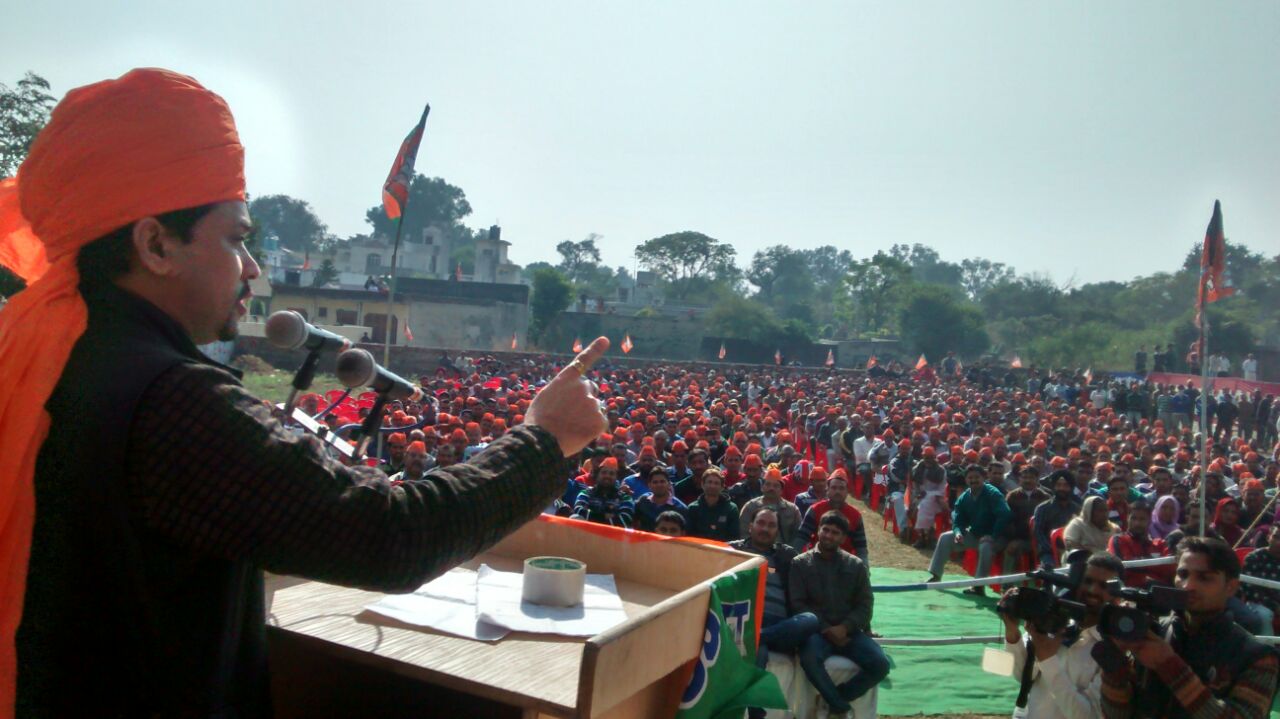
[
  {"x1": 0, "y1": 72, "x2": 55, "y2": 177},
  {"x1": 845, "y1": 251, "x2": 912, "y2": 332},
  {"x1": 980, "y1": 275, "x2": 1063, "y2": 321},
  {"x1": 890, "y1": 243, "x2": 963, "y2": 288},
  {"x1": 249, "y1": 195, "x2": 331, "y2": 254},
  {"x1": 800, "y1": 246, "x2": 854, "y2": 291},
  {"x1": 898, "y1": 284, "x2": 990, "y2": 360},
  {"x1": 959, "y1": 258, "x2": 1014, "y2": 300},
  {"x1": 529, "y1": 267, "x2": 573, "y2": 344},
  {"x1": 364, "y1": 174, "x2": 473, "y2": 248},
  {"x1": 311, "y1": 259, "x2": 339, "y2": 287},
  {"x1": 556, "y1": 235, "x2": 603, "y2": 282},
  {"x1": 635, "y1": 231, "x2": 736, "y2": 299},
  {"x1": 521, "y1": 261, "x2": 555, "y2": 283}
]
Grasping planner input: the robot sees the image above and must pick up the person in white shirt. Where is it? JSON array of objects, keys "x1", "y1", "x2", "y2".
[
  {"x1": 1242, "y1": 353, "x2": 1259, "y2": 382},
  {"x1": 997, "y1": 552, "x2": 1124, "y2": 719}
]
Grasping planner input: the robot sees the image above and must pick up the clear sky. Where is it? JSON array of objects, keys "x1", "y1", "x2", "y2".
[{"x1": 3, "y1": 2, "x2": 1277, "y2": 285}]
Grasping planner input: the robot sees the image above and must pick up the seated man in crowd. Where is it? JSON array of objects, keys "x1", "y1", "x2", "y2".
[
  {"x1": 1033, "y1": 470, "x2": 1083, "y2": 568},
  {"x1": 388, "y1": 440, "x2": 431, "y2": 484},
  {"x1": 794, "y1": 473, "x2": 869, "y2": 564},
  {"x1": 686, "y1": 467, "x2": 740, "y2": 541},
  {"x1": 1240, "y1": 523, "x2": 1280, "y2": 634},
  {"x1": 998, "y1": 552, "x2": 1124, "y2": 719},
  {"x1": 739, "y1": 468, "x2": 803, "y2": 546},
  {"x1": 1005, "y1": 463, "x2": 1052, "y2": 572},
  {"x1": 653, "y1": 510, "x2": 687, "y2": 538},
  {"x1": 1106, "y1": 500, "x2": 1172, "y2": 588},
  {"x1": 927, "y1": 464, "x2": 1011, "y2": 595},
  {"x1": 632, "y1": 466, "x2": 687, "y2": 532},
  {"x1": 790, "y1": 512, "x2": 890, "y2": 716},
  {"x1": 571, "y1": 458, "x2": 634, "y2": 528},
  {"x1": 729, "y1": 509, "x2": 820, "y2": 719}
]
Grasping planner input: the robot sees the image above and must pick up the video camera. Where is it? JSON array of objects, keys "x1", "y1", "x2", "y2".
[
  {"x1": 996, "y1": 549, "x2": 1090, "y2": 635},
  {"x1": 1098, "y1": 579, "x2": 1188, "y2": 642}
]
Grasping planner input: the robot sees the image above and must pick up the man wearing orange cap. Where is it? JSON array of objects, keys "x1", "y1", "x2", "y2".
[{"x1": 0, "y1": 70, "x2": 610, "y2": 717}]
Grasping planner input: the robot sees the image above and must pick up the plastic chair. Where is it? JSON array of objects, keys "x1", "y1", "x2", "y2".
[
  {"x1": 1050, "y1": 527, "x2": 1066, "y2": 566},
  {"x1": 869, "y1": 483, "x2": 885, "y2": 512}
]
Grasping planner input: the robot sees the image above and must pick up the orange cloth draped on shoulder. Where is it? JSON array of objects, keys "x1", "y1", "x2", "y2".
[{"x1": 0, "y1": 68, "x2": 246, "y2": 715}]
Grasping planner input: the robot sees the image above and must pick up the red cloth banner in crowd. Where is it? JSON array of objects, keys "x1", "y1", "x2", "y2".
[
  {"x1": 381, "y1": 104, "x2": 430, "y2": 220},
  {"x1": 1145, "y1": 372, "x2": 1280, "y2": 396}
]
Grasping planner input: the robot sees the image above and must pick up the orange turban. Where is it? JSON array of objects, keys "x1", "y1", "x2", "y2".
[{"x1": 0, "y1": 69, "x2": 244, "y2": 709}]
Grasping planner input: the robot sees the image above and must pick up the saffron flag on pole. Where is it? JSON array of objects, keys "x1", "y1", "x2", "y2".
[
  {"x1": 404, "y1": 324, "x2": 413, "y2": 343},
  {"x1": 455, "y1": 262, "x2": 462, "y2": 281},
  {"x1": 381, "y1": 104, "x2": 431, "y2": 220},
  {"x1": 718, "y1": 342, "x2": 727, "y2": 360},
  {"x1": 302, "y1": 250, "x2": 311, "y2": 270},
  {"x1": 825, "y1": 349, "x2": 835, "y2": 367},
  {"x1": 1011, "y1": 355, "x2": 1023, "y2": 369},
  {"x1": 621, "y1": 334, "x2": 633, "y2": 354},
  {"x1": 774, "y1": 349, "x2": 782, "y2": 366},
  {"x1": 1196, "y1": 200, "x2": 1233, "y2": 327},
  {"x1": 511, "y1": 333, "x2": 518, "y2": 350},
  {"x1": 572, "y1": 337, "x2": 583, "y2": 353},
  {"x1": 866, "y1": 355, "x2": 878, "y2": 369},
  {"x1": 915, "y1": 354, "x2": 928, "y2": 370},
  {"x1": 1084, "y1": 367, "x2": 1093, "y2": 385}
]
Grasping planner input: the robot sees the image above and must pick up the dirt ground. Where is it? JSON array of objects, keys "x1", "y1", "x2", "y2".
[{"x1": 848, "y1": 494, "x2": 1003, "y2": 719}]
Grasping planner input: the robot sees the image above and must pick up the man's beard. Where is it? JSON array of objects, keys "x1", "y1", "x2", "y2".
[{"x1": 216, "y1": 313, "x2": 240, "y2": 342}]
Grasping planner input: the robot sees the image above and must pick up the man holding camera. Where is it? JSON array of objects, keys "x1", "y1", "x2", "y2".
[
  {"x1": 1099, "y1": 537, "x2": 1279, "y2": 718},
  {"x1": 999, "y1": 552, "x2": 1124, "y2": 719}
]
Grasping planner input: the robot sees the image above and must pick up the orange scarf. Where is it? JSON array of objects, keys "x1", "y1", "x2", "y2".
[{"x1": 0, "y1": 68, "x2": 245, "y2": 715}]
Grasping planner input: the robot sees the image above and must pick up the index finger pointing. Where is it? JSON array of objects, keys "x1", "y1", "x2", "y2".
[{"x1": 569, "y1": 336, "x2": 610, "y2": 376}]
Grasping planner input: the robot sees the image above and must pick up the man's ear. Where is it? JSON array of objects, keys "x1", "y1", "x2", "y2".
[
  {"x1": 1226, "y1": 577, "x2": 1240, "y2": 599},
  {"x1": 129, "y1": 217, "x2": 180, "y2": 275}
]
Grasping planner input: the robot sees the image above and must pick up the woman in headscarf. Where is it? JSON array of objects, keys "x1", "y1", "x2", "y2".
[
  {"x1": 1149, "y1": 494, "x2": 1181, "y2": 541},
  {"x1": 1063, "y1": 494, "x2": 1118, "y2": 554},
  {"x1": 1211, "y1": 496, "x2": 1245, "y2": 548}
]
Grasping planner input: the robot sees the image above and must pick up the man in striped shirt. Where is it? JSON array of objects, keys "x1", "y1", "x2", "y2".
[{"x1": 1100, "y1": 537, "x2": 1278, "y2": 718}]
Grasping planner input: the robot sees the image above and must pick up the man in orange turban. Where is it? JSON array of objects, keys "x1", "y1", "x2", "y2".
[{"x1": 0, "y1": 69, "x2": 608, "y2": 717}]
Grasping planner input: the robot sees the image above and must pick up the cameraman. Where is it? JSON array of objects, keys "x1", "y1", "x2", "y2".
[
  {"x1": 1099, "y1": 537, "x2": 1280, "y2": 718},
  {"x1": 998, "y1": 553, "x2": 1124, "y2": 719}
]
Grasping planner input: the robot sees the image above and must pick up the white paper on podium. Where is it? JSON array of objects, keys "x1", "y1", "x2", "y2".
[
  {"x1": 475, "y1": 564, "x2": 627, "y2": 637},
  {"x1": 364, "y1": 567, "x2": 508, "y2": 642}
]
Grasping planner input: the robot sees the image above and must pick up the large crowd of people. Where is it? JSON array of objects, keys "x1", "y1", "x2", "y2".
[{"x1": 286, "y1": 350, "x2": 1280, "y2": 717}]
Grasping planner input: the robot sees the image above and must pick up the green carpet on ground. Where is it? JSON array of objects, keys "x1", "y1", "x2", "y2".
[{"x1": 869, "y1": 567, "x2": 1016, "y2": 716}]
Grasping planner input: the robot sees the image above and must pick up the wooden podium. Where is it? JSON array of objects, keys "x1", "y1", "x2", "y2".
[{"x1": 266, "y1": 516, "x2": 763, "y2": 718}]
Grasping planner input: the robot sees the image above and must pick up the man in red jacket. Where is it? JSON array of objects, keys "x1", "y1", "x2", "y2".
[{"x1": 792, "y1": 473, "x2": 868, "y2": 563}]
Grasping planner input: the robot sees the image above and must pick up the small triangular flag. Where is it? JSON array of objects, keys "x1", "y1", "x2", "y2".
[
  {"x1": 1084, "y1": 367, "x2": 1093, "y2": 384},
  {"x1": 1011, "y1": 355, "x2": 1023, "y2": 369},
  {"x1": 511, "y1": 332, "x2": 518, "y2": 350},
  {"x1": 825, "y1": 349, "x2": 835, "y2": 367},
  {"x1": 866, "y1": 355, "x2": 878, "y2": 369},
  {"x1": 404, "y1": 325, "x2": 413, "y2": 343},
  {"x1": 455, "y1": 262, "x2": 462, "y2": 280},
  {"x1": 621, "y1": 334, "x2": 633, "y2": 354},
  {"x1": 915, "y1": 354, "x2": 928, "y2": 370},
  {"x1": 775, "y1": 349, "x2": 783, "y2": 366},
  {"x1": 718, "y1": 342, "x2": 727, "y2": 360},
  {"x1": 572, "y1": 337, "x2": 583, "y2": 353}
]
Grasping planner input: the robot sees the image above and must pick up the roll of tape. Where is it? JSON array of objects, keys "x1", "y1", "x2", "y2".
[{"x1": 522, "y1": 556, "x2": 586, "y2": 607}]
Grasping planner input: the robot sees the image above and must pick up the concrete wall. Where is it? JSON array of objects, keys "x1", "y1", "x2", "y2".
[{"x1": 406, "y1": 297, "x2": 527, "y2": 352}]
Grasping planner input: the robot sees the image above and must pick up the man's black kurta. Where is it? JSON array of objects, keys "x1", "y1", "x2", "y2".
[{"x1": 16, "y1": 282, "x2": 564, "y2": 717}]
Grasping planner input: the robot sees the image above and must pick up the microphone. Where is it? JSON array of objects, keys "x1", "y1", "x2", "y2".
[
  {"x1": 336, "y1": 348, "x2": 423, "y2": 401},
  {"x1": 265, "y1": 310, "x2": 351, "y2": 353}
]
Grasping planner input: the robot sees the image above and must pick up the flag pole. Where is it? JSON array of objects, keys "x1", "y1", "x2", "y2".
[
  {"x1": 382, "y1": 210, "x2": 407, "y2": 369},
  {"x1": 1198, "y1": 298, "x2": 1211, "y2": 538}
]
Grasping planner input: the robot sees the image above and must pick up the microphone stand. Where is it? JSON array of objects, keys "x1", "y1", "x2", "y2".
[
  {"x1": 283, "y1": 349, "x2": 324, "y2": 419},
  {"x1": 354, "y1": 392, "x2": 390, "y2": 462}
]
